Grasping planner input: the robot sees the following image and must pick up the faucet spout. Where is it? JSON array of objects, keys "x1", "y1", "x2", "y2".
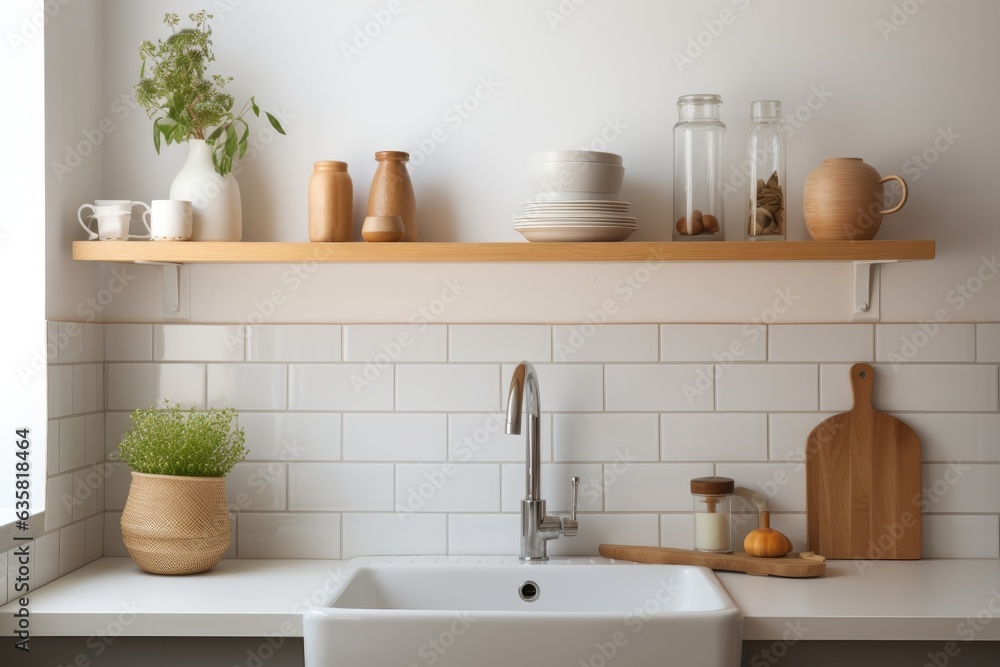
[{"x1": 505, "y1": 362, "x2": 579, "y2": 561}]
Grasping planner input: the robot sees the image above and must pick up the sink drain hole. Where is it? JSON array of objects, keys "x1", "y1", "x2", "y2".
[{"x1": 519, "y1": 580, "x2": 539, "y2": 602}]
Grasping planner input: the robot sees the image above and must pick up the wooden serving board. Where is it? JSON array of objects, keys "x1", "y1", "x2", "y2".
[
  {"x1": 598, "y1": 544, "x2": 826, "y2": 578},
  {"x1": 806, "y1": 363, "x2": 922, "y2": 559}
]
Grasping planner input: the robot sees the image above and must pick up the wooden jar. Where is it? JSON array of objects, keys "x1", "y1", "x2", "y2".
[
  {"x1": 803, "y1": 158, "x2": 907, "y2": 241},
  {"x1": 366, "y1": 151, "x2": 417, "y2": 241},
  {"x1": 308, "y1": 161, "x2": 353, "y2": 242}
]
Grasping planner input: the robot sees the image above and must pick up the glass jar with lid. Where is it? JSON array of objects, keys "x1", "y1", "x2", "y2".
[
  {"x1": 745, "y1": 100, "x2": 787, "y2": 240},
  {"x1": 691, "y1": 476, "x2": 734, "y2": 553},
  {"x1": 673, "y1": 94, "x2": 726, "y2": 241}
]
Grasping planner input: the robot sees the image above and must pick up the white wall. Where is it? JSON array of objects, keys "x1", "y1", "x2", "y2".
[{"x1": 86, "y1": 0, "x2": 999, "y2": 323}]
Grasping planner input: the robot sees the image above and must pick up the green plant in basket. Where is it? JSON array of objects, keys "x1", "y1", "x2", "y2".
[
  {"x1": 134, "y1": 10, "x2": 286, "y2": 176},
  {"x1": 118, "y1": 400, "x2": 247, "y2": 477}
]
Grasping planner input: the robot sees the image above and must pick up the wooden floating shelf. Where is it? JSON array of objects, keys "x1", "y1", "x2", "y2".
[{"x1": 73, "y1": 240, "x2": 935, "y2": 264}]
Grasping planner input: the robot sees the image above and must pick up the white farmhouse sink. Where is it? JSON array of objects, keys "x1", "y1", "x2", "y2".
[{"x1": 304, "y1": 555, "x2": 742, "y2": 667}]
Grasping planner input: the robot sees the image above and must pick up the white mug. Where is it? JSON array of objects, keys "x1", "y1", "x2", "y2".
[
  {"x1": 86, "y1": 212, "x2": 152, "y2": 241},
  {"x1": 77, "y1": 200, "x2": 151, "y2": 240},
  {"x1": 144, "y1": 200, "x2": 193, "y2": 241}
]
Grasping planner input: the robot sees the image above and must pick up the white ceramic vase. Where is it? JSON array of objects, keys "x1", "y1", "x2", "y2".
[{"x1": 169, "y1": 139, "x2": 242, "y2": 241}]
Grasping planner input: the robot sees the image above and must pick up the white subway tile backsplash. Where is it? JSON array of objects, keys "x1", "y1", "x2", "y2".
[
  {"x1": 84, "y1": 414, "x2": 105, "y2": 466},
  {"x1": 923, "y1": 463, "x2": 1000, "y2": 512},
  {"x1": 398, "y1": 365, "x2": 499, "y2": 411},
  {"x1": 104, "y1": 462, "x2": 130, "y2": 512},
  {"x1": 716, "y1": 463, "x2": 806, "y2": 512},
  {"x1": 47, "y1": 322, "x2": 59, "y2": 364},
  {"x1": 893, "y1": 413, "x2": 1000, "y2": 462},
  {"x1": 47, "y1": 419, "x2": 60, "y2": 476},
  {"x1": 344, "y1": 324, "x2": 447, "y2": 362},
  {"x1": 289, "y1": 463, "x2": 393, "y2": 511},
  {"x1": 448, "y1": 514, "x2": 520, "y2": 555},
  {"x1": 396, "y1": 464, "x2": 500, "y2": 513},
  {"x1": 549, "y1": 513, "x2": 659, "y2": 557},
  {"x1": 606, "y1": 364, "x2": 713, "y2": 412},
  {"x1": 85, "y1": 514, "x2": 104, "y2": 564},
  {"x1": 820, "y1": 364, "x2": 999, "y2": 412},
  {"x1": 344, "y1": 413, "x2": 446, "y2": 461},
  {"x1": 768, "y1": 413, "x2": 834, "y2": 464},
  {"x1": 449, "y1": 325, "x2": 551, "y2": 362},
  {"x1": 501, "y1": 463, "x2": 602, "y2": 513},
  {"x1": 58, "y1": 322, "x2": 85, "y2": 363},
  {"x1": 106, "y1": 363, "x2": 204, "y2": 411},
  {"x1": 103, "y1": 511, "x2": 127, "y2": 557},
  {"x1": 59, "y1": 416, "x2": 85, "y2": 472},
  {"x1": 154, "y1": 324, "x2": 245, "y2": 362},
  {"x1": 503, "y1": 364, "x2": 605, "y2": 412},
  {"x1": 876, "y1": 324, "x2": 976, "y2": 363},
  {"x1": 449, "y1": 413, "x2": 552, "y2": 462},
  {"x1": 59, "y1": 521, "x2": 86, "y2": 576},
  {"x1": 239, "y1": 412, "x2": 341, "y2": 461},
  {"x1": 104, "y1": 324, "x2": 153, "y2": 361},
  {"x1": 48, "y1": 365, "x2": 73, "y2": 418},
  {"x1": 72, "y1": 468, "x2": 99, "y2": 521},
  {"x1": 662, "y1": 414, "x2": 767, "y2": 461},
  {"x1": 978, "y1": 324, "x2": 1000, "y2": 362},
  {"x1": 604, "y1": 463, "x2": 713, "y2": 512},
  {"x1": 227, "y1": 462, "x2": 287, "y2": 511},
  {"x1": 207, "y1": 364, "x2": 287, "y2": 410},
  {"x1": 247, "y1": 325, "x2": 341, "y2": 362},
  {"x1": 661, "y1": 324, "x2": 766, "y2": 362},
  {"x1": 553, "y1": 414, "x2": 659, "y2": 461},
  {"x1": 104, "y1": 411, "x2": 133, "y2": 460},
  {"x1": 72, "y1": 364, "x2": 100, "y2": 414},
  {"x1": 44, "y1": 473, "x2": 73, "y2": 531},
  {"x1": 553, "y1": 324, "x2": 658, "y2": 362},
  {"x1": 717, "y1": 364, "x2": 818, "y2": 412},
  {"x1": 922, "y1": 515, "x2": 1000, "y2": 558},
  {"x1": 289, "y1": 364, "x2": 393, "y2": 411},
  {"x1": 342, "y1": 513, "x2": 447, "y2": 558},
  {"x1": 238, "y1": 513, "x2": 341, "y2": 559},
  {"x1": 34, "y1": 532, "x2": 60, "y2": 590},
  {"x1": 660, "y1": 514, "x2": 694, "y2": 549},
  {"x1": 768, "y1": 513, "x2": 807, "y2": 553},
  {"x1": 768, "y1": 324, "x2": 873, "y2": 362},
  {"x1": 83, "y1": 323, "x2": 104, "y2": 363}
]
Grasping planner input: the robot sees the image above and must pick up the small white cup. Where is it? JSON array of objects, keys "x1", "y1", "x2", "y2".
[
  {"x1": 144, "y1": 200, "x2": 193, "y2": 241},
  {"x1": 77, "y1": 200, "x2": 152, "y2": 240},
  {"x1": 89, "y1": 213, "x2": 151, "y2": 241}
]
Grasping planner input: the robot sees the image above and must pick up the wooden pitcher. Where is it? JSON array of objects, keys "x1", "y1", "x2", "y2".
[{"x1": 803, "y1": 158, "x2": 907, "y2": 241}]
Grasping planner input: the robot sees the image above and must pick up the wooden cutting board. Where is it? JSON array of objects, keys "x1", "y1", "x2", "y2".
[
  {"x1": 598, "y1": 544, "x2": 826, "y2": 578},
  {"x1": 806, "y1": 363, "x2": 922, "y2": 559}
]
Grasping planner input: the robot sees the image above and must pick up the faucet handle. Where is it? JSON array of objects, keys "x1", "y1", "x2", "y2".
[{"x1": 561, "y1": 476, "x2": 580, "y2": 537}]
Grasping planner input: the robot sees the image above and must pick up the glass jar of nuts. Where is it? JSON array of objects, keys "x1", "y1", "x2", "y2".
[
  {"x1": 672, "y1": 94, "x2": 726, "y2": 242},
  {"x1": 745, "y1": 100, "x2": 787, "y2": 240}
]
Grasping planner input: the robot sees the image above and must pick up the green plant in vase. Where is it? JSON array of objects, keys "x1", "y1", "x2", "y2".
[{"x1": 135, "y1": 10, "x2": 286, "y2": 177}]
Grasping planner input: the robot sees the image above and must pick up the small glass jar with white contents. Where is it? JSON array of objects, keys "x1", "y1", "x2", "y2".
[{"x1": 691, "y1": 476, "x2": 734, "y2": 553}]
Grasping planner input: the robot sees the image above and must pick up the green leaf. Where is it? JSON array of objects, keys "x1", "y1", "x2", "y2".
[
  {"x1": 153, "y1": 120, "x2": 161, "y2": 154},
  {"x1": 265, "y1": 112, "x2": 286, "y2": 135},
  {"x1": 238, "y1": 137, "x2": 248, "y2": 159},
  {"x1": 206, "y1": 126, "x2": 224, "y2": 143},
  {"x1": 251, "y1": 96, "x2": 260, "y2": 117},
  {"x1": 225, "y1": 124, "x2": 237, "y2": 157},
  {"x1": 140, "y1": 58, "x2": 146, "y2": 78}
]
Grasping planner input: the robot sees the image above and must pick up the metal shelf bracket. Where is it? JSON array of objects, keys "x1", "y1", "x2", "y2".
[
  {"x1": 136, "y1": 261, "x2": 190, "y2": 319},
  {"x1": 853, "y1": 260, "x2": 897, "y2": 320}
]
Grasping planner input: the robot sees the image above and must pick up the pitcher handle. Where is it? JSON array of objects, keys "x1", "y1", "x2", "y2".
[
  {"x1": 878, "y1": 175, "x2": 908, "y2": 216},
  {"x1": 77, "y1": 204, "x2": 98, "y2": 240}
]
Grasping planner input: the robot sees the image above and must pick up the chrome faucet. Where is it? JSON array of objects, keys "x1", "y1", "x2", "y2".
[{"x1": 505, "y1": 361, "x2": 580, "y2": 561}]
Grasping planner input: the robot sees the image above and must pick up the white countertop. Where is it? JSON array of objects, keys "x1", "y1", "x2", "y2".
[
  {"x1": 3, "y1": 557, "x2": 1000, "y2": 641},
  {"x1": 718, "y1": 559, "x2": 1000, "y2": 641}
]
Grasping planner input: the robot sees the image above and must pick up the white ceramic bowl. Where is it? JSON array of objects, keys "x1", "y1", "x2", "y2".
[
  {"x1": 527, "y1": 160, "x2": 625, "y2": 198},
  {"x1": 528, "y1": 150, "x2": 623, "y2": 165}
]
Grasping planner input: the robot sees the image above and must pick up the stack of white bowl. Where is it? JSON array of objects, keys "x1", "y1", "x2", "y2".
[{"x1": 514, "y1": 151, "x2": 637, "y2": 242}]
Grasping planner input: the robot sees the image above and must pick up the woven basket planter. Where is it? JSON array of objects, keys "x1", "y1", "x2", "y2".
[{"x1": 120, "y1": 472, "x2": 230, "y2": 575}]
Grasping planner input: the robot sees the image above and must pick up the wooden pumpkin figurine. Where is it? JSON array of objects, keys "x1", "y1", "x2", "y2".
[{"x1": 744, "y1": 511, "x2": 793, "y2": 558}]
